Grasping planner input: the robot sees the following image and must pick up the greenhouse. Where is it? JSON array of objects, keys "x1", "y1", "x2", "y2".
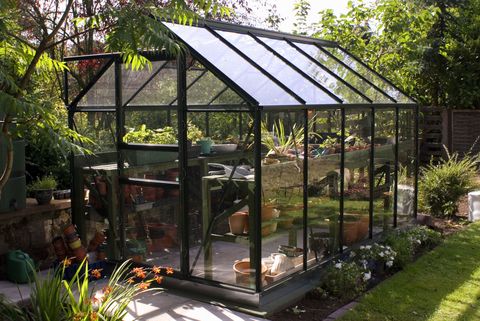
[{"x1": 64, "y1": 19, "x2": 418, "y2": 311}]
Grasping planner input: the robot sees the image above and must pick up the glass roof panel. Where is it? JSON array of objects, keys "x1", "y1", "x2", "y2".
[
  {"x1": 218, "y1": 31, "x2": 337, "y2": 105},
  {"x1": 260, "y1": 37, "x2": 371, "y2": 104},
  {"x1": 288, "y1": 41, "x2": 392, "y2": 103},
  {"x1": 78, "y1": 63, "x2": 115, "y2": 107},
  {"x1": 123, "y1": 60, "x2": 178, "y2": 106},
  {"x1": 164, "y1": 22, "x2": 300, "y2": 106},
  {"x1": 322, "y1": 47, "x2": 413, "y2": 103}
]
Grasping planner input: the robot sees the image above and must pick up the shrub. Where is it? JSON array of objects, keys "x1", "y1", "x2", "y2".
[
  {"x1": 321, "y1": 261, "x2": 368, "y2": 300},
  {"x1": 353, "y1": 243, "x2": 397, "y2": 269},
  {"x1": 419, "y1": 151, "x2": 478, "y2": 218},
  {"x1": 28, "y1": 175, "x2": 57, "y2": 191}
]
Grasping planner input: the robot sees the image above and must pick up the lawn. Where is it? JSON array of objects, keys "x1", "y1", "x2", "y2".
[{"x1": 339, "y1": 221, "x2": 480, "y2": 321}]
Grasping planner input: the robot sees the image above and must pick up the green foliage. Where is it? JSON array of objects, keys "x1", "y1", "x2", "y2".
[
  {"x1": 321, "y1": 261, "x2": 368, "y2": 300},
  {"x1": 419, "y1": 151, "x2": 478, "y2": 217},
  {"x1": 28, "y1": 175, "x2": 57, "y2": 191},
  {"x1": 123, "y1": 124, "x2": 177, "y2": 144},
  {"x1": 186, "y1": 121, "x2": 204, "y2": 142}
]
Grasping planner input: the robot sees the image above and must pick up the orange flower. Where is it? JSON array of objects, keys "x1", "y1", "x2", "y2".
[
  {"x1": 166, "y1": 267, "x2": 174, "y2": 275},
  {"x1": 73, "y1": 312, "x2": 85, "y2": 321},
  {"x1": 132, "y1": 267, "x2": 146, "y2": 279},
  {"x1": 154, "y1": 275, "x2": 164, "y2": 284},
  {"x1": 137, "y1": 282, "x2": 151, "y2": 290},
  {"x1": 102, "y1": 286, "x2": 112, "y2": 295},
  {"x1": 62, "y1": 257, "x2": 72, "y2": 268},
  {"x1": 89, "y1": 311, "x2": 98, "y2": 321},
  {"x1": 152, "y1": 265, "x2": 162, "y2": 274},
  {"x1": 127, "y1": 277, "x2": 135, "y2": 284},
  {"x1": 90, "y1": 268, "x2": 102, "y2": 279}
]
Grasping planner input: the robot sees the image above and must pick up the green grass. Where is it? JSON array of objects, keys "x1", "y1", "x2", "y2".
[{"x1": 339, "y1": 222, "x2": 480, "y2": 321}]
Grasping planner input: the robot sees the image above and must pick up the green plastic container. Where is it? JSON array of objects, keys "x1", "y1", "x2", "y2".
[{"x1": 6, "y1": 250, "x2": 34, "y2": 283}]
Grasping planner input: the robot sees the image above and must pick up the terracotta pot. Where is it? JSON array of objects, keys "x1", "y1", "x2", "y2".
[
  {"x1": 165, "y1": 168, "x2": 179, "y2": 182},
  {"x1": 229, "y1": 211, "x2": 248, "y2": 235},
  {"x1": 94, "y1": 176, "x2": 107, "y2": 196},
  {"x1": 278, "y1": 216, "x2": 295, "y2": 229},
  {"x1": 96, "y1": 250, "x2": 106, "y2": 261},
  {"x1": 64, "y1": 232, "x2": 79, "y2": 243},
  {"x1": 68, "y1": 238, "x2": 82, "y2": 250},
  {"x1": 63, "y1": 224, "x2": 76, "y2": 236},
  {"x1": 342, "y1": 220, "x2": 358, "y2": 246},
  {"x1": 142, "y1": 187, "x2": 157, "y2": 202},
  {"x1": 72, "y1": 246, "x2": 87, "y2": 263},
  {"x1": 261, "y1": 205, "x2": 276, "y2": 221},
  {"x1": 168, "y1": 189, "x2": 180, "y2": 197},
  {"x1": 262, "y1": 224, "x2": 272, "y2": 237},
  {"x1": 233, "y1": 260, "x2": 267, "y2": 285},
  {"x1": 130, "y1": 254, "x2": 143, "y2": 264}
]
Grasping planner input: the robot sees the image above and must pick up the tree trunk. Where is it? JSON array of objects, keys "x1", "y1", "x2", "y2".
[{"x1": 0, "y1": 123, "x2": 14, "y2": 199}]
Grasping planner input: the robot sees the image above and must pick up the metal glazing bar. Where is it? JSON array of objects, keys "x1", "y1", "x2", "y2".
[
  {"x1": 369, "y1": 107, "x2": 375, "y2": 239},
  {"x1": 260, "y1": 103, "x2": 415, "y2": 111},
  {"x1": 206, "y1": 86, "x2": 229, "y2": 105},
  {"x1": 119, "y1": 142, "x2": 179, "y2": 151},
  {"x1": 169, "y1": 69, "x2": 208, "y2": 105},
  {"x1": 205, "y1": 26, "x2": 306, "y2": 105},
  {"x1": 63, "y1": 69, "x2": 69, "y2": 105},
  {"x1": 393, "y1": 107, "x2": 399, "y2": 227},
  {"x1": 187, "y1": 108, "x2": 252, "y2": 112},
  {"x1": 205, "y1": 112, "x2": 210, "y2": 137},
  {"x1": 303, "y1": 109, "x2": 308, "y2": 270},
  {"x1": 167, "y1": 30, "x2": 259, "y2": 106},
  {"x1": 177, "y1": 53, "x2": 189, "y2": 277},
  {"x1": 337, "y1": 45, "x2": 416, "y2": 103},
  {"x1": 123, "y1": 61, "x2": 169, "y2": 107},
  {"x1": 119, "y1": 177, "x2": 179, "y2": 188},
  {"x1": 340, "y1": 108, "x2": 345, "y2": 252},
  {"x1": 314, "y1": 44, "x2": 397, "y2": 103},
  {"x1": 253, "y1": 108, "x2": 262, "y2": 292},
  {"x1": 69, "y1": 58, "x2": 115, "y2": 107},
  {"x1": 250, "y1": 34, "x2": 344, "y2": 104},
  {"x1": 239, "y1": 113, "x2": 243, "y2": 140},
  {"x1": 285, "y1": 39, "x2": 371, "y2": 104},
  {"x1": 414, "y1": 105, "x2": 419, "y2": 218},
  {"x1": 64, "y1": 52, "x2": 120, "y2": 61},
  {"x1": 115, "y1": 58, "x2": 126, "y2": 259}
]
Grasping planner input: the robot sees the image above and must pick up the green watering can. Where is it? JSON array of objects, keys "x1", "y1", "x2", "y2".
[{"x1": 6, "y1": 250, "x2": 34, "y2": 283}]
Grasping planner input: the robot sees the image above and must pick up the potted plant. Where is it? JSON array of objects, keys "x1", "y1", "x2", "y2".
[{"x1": 29, "y1": 175, "x2": 57, "y2": 205}]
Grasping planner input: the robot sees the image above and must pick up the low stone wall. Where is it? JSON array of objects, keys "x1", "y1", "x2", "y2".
[{"x1": 0, "y1": 198, "x2": 71, "y2": 279}]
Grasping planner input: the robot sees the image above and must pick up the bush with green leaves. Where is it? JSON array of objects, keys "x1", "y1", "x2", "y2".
[
  {"x1": 321, "y1": 261, "x2": 368, "y2": 300},
  {"x1": 419, "y1": 151, "x2": 478, "y2": 218},
  {"x1": 28, "y1": 175, "x2": 57, "y2": 191}
]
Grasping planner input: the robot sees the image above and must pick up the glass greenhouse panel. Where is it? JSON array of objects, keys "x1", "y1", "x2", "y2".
[
  {"x1": 187, "y1": 70, "x2": 243, "y2": 105},
  {"x1": 397, "y1": 109, "x2": 415, "y2": 225},
  {"x1": 343, "y1": 109, "x2": 372, "y2": 246},
  {"x1": 373, "y1": 109, "x2": 396, "y2": 234},
  {"x1": 123, "y1": 61, "x2": 178, "y2": 106},
  {"x1": 73, "y1": 112, "x2": 116, "y2": 152},
  {"x1": 78, "y1": 63, "x2": 115, "y2": 107},
  {"x1": 322, "y1": 47, "x2": 413, "y2": 103},
  {"x1": 261, "y1": 111, "x2": 307, "y2": 288},
  {"x1": 218, "y1": 31, "x2": 337, "y2": 105},
  {"x1": 164, "y1": 23, "x2": 299, "y2": 106},
  {"x1": 287, "y1": 41, "x2": 392, "y2": 103},
  {"x1": 307, "y1": 110, "x2": 342, "y2": 262},
  {"x1": 260, "y1": 38, "x2": 370, "y2": 104}
]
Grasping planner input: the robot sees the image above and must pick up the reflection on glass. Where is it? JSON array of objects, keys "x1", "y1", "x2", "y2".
[
  {"x1": 307, "y1": 110, "x2": 342, "y2": 262},
  {"x1": 67, "y1": 58, "x2": 111, "y2": 105},
  {"x1": 261, "y1": 111, "x2": 309, "y2": 288},
  {"x1": 261, "y1": 38, "x2": 370, "y2": 104},
  {"x1": 322, "y1": 47, "x2": 413, "y2": 103},
  {"x1": 73, "y1": 112, "x2": 116, "y2": 152},
  {"x1": 373, "y1": 109, "x2": 396, "y2": 234},
  {"x1": 164, "y1": 23, "x2": 299, "y2": 106},
  {"x1": 78, "y1": 64, "x2": 115, "y2": 107},
  {"x1": 218, "y1": 31, "x2": 336, "y2": 104},
  {"x1": 397, "y1": 109, "x2": 415, "y2": 225},
  {"x1": 343, "y1": 109, "x2": 372, "y2": 246}
]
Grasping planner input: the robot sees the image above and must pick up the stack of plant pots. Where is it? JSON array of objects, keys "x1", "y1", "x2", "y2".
[
  {"x1": 63, "y1": 224, "x2": 86, "y2": 262},
  {"x1": 52, "y1": 236, "x2": 68, "y2": 261}
]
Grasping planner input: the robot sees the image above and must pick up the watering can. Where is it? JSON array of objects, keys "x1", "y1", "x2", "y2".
[{"x1": 6, "y1": 250, "x2": 34, "y2": 283}]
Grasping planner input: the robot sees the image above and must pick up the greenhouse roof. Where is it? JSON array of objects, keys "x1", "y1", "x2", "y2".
[{"x1": 163, "y1": 20, "x2": 415, "y2": 107}]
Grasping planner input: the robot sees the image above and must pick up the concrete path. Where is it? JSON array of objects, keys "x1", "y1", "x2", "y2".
[{"x1": 0, "y1": 277, "x2": 267, "y2": 321}]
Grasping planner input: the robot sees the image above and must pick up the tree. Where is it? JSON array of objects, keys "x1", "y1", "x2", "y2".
[{"x1": 0, "y1": 0, "x2": 231, "y2": 197}]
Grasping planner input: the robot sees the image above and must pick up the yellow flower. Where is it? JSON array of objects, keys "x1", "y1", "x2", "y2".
[
  {"x1": 138, "y1": 282, "x2": 151, "y2": 290},
  {"x1": 152, "y1": 265, "x2": 162, "y2": 274},
  {"x1": 166, "y1": 267, "x2": 174, "y2": 275},
  {"x1": 154, "y1": 275, "x2": 164, "y2": 284},
  {"x1": 90, "y1": 268, "x2": 102, "y2": 279}
]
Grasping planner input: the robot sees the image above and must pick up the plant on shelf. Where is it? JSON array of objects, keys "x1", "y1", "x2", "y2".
[
  {"x1": 29, "y1": 175, "x2": 57, "y2": 205},
  {"x1": 123, "y1": 124, "x2": 177, "y2": 145},
  {"x1": 186, "y1": 121, "x2": 204, "y2": 143}
]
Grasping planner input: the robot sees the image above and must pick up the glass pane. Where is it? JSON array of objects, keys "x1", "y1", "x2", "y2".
[
  {"x1": 261, "y1": 38, "x2": 370, "y2": 104},
  {"x1": 186, "y1": 111, "x2": 255, "y2": 288},
  {"x1": 284, "y1": 41, "x2": 391, "y2": 103},
  {"x1": 67, "y1": 58, "x2": 112, "y2": 106},
  {"x1": 211, "y1": 88, "x2": 244, "y2": 105},
  {"x1": 123, "y1": 110, "x2": 177, "y2": 146},
  {"x1": 308, "y1": 110, "x2": 342, "y2": 263},
  {"x1": 73, "y1": 112, "x2": 116, "y2": 152},
  {"x1": 397, "y1": 109, "x2": 415, "y2": 225},
  {"x1": 373, "y1": 109, "x2": 396, "y2": 234},
  {"x1": 218, "y1": 32, "x2": 336, "y2": 105},
  {"x1": 164, "y1": 22, "x2": 299, "y2": 106},
  {"x1": 78, "y1": 63, "x2": 115, "y2": 107},
  {"x1": 323, "y1": 47, "x2": 413, "y2": 103},
  {"x1": 123, "y1": 61, "x2": 178, "y2": 106},
  {"x1": 344, "y1": 109, "x2": 372, "y2": 247},
  {"x1": 261, "y1": 111, "x2": 309, "y2": 288}
]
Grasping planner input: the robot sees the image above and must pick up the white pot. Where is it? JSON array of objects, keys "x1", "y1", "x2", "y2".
[
  {"x1": 397, "y1": 184, "x2": 414, "y2": 216},
  {"x1": 468, "y1": 191, "x2": 480, "y2": 222}
]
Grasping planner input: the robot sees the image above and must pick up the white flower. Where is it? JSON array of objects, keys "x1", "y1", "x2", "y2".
[
  {"x1": 350, "y1": 251, "x2": 356, "y2": 258},
  {"x1": 360, "y1": 245, "x2": 365, "y2": 250},
  {"x1": 379, "y1": 252, "x2": 385, "y2": 257},
  {"x1": 386, "y1": 261, "x2": 393, "y2": 268},
  {"x1": 365, "y1": 245, "x2": 372, "y2": 250},
  {"x1": 335, "y1": 262, "x2": 342, "y2": 269},
  {"x1": 363, "y1": 271, "x2": 371, "y2": 281},
  {"x1": 416, "y1": 239, "x2": 421, "y2": 244}
]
